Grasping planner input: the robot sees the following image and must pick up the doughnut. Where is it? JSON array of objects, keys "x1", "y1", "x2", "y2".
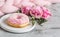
[{"x1": 6, "y1": 13, "x2": 29, "y2": 28}]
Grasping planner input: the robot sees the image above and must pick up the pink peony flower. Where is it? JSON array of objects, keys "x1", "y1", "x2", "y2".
[
  {"x1": 41, "y1": 7, "x2": 51, "y2": 19},
  {"x1": 21, "y1": 6, "x2": 51, "y2": 19},
  {"x1": 30, "y1": 6, "x2": 43, "y2": 19},
  {"x1": 21, "y1": 6, "x2": 31, "y2": 15}
]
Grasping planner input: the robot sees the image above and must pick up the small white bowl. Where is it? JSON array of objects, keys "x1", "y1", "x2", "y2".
[{"x1": 0, "y1": 14, "x2": 36, "y2": 33}]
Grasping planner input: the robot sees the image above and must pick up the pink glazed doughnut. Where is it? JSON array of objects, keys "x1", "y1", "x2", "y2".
[{"x1": 6, "y1": 13, "x2": 29, "y2": 28}]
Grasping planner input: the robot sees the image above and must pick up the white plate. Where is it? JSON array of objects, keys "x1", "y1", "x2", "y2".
[{"x1": 0, "y1": 14, "x2": 36, "y2": 33}]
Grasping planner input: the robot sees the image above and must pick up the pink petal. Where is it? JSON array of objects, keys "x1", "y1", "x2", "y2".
[
  {"x1": 41, "y1": 7, "x2": 51, "y2": 19},
  {"x1": 13, "y1": 0, "x2": 22, "y2": 8},
  {"x1": 0, "y1": 0, "x2": 5, "y2": 7},
  {"x1": 30, "y1": 6, "x2": 43, "y2": 19},
  {"x1": 1, "y1": 5, "x2": 18, "y2": 13},
  {"x1": 21, "y1": 6, "x2": 31, "y2": 15},
  {"x1": 0, "y1": 11, "x2": 4, "y2": 16}
]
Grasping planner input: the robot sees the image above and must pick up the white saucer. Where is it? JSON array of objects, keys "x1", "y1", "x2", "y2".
[{"x1": 0, "y1": 14, "x2": 36, "y2": 33}]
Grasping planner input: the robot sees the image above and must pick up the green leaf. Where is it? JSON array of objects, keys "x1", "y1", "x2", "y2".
[
  {"x1": 16, "y1": 10, "x2": 21, "y2": 13},
  {"x1": 31, "y1": 17, "x2": 35, "y2": 25},
  {"x1": 36, "y1": 18, "x2": 47, "y2": 26}
]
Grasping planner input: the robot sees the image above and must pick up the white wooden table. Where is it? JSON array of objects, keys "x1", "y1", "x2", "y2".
[{"x1": 0, "y1": 3, "x2": 60, "y2": 37}]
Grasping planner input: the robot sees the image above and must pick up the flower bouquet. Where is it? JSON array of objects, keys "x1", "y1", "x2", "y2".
[{"x1": 17, "y1": 6, "x2": 51, "y2": 26}]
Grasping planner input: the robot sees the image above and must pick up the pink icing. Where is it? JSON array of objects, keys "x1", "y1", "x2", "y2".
[{"x1": 7, "y1": 13, "x2": 29, "y2": 25}]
